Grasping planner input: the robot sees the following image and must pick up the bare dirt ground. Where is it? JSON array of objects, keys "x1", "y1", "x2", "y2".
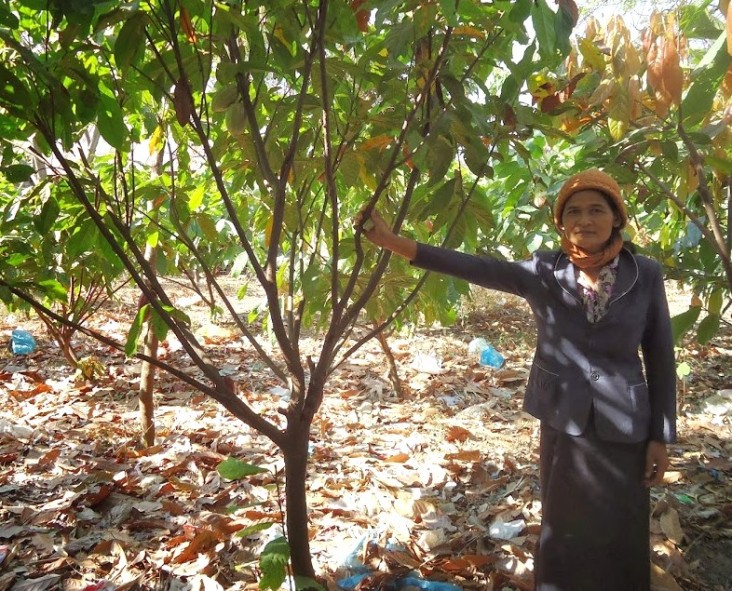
[{"x1": 0, "y1": 278, "x2": 730, "y2": 591}]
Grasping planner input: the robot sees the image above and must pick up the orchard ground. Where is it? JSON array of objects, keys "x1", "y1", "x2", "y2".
[{"x1": 0, "y1": 276, "x2": 730, "y2": 591}]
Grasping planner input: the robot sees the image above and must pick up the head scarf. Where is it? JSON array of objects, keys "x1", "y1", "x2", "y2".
[{"x1": 554, "y1": 169, "x2": 628, "y2": 270}]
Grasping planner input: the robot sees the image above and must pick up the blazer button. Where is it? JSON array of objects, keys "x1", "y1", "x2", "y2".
[{"x1": 590, "y1": 371, "x2": 600, "y2": 381}]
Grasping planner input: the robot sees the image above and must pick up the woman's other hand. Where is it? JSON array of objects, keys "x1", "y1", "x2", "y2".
[{"x1": 644, "y1": 440, "x2": 669, "y2": 487}]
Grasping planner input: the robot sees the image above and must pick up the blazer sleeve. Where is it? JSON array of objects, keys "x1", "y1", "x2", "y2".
[
  {"x1": 641, "y1": 262, "x2": 677, "y2": 443},
  {"x1": 411, "y1": 242, "x2": 536, "y2": 297}
]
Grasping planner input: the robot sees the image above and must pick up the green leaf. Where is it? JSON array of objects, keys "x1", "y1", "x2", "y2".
[
  {"x1": 34, "y1": 197, "x2": 60, "y2": 235},
  {"x1": 37, "y1": 279, "x2": 67, "y2": 300},
  {"x1": 114, "y1": 12, "x2": 148, "y2": 72},
  {"x1": 0, "y1": 5, "x2": 19, "y2": 29},
  {"x1": 146, "y1": 230, "x2": 159, "y2": 248},
  {"x1": 212, "y1": 85, "x2": 239, "y2": 113},
  {"x1": 0, "y1": 64, "x2": 31, "y2": 109},
  {"x1": 509, "y1": 0, "x2": 533, "y2": 24},
  {"x1": 5, "y1": 252, "x2": 31, "y2": 266},
  {"x1": 706, "y1": 289, "x2": 724, "y2": 315},
  {"x1": 217, "y1": 457, "x2": 268, "y2": 480},
  {"x1": 294, "y1": 576, "x2": 325, "y2": 591},
  {"x1": 2, "y1": 164, "x2": 35, "y2": 183},
  {"x1": 699, "y1": 237, "x2": 717, "y2": 271},
  {"x1": 436, "y1": 0, "x2": 458, "y2": 26},
  {"x1": 167, "y1": 305, "x2": 192, "y2": 328},
  {"x1": 236, "y1": 522, "x2": 276, "y2": 537},
  {"x1": 67, "y1": 222, "x2": 97, "y2": 258},
  {"x1": 532, "y1": 0, "x2": 557, "y2": 61},
  {"x1": 0, "y1": 285, "x2": 12, "y2": 305},
  {"x1": 682, "y1": 32, "x2": 730, "y2": 125},
  {"x1": 97, "y1": 92, "x2": 128, "y2": 150},
  {"x1": 188, "y1": 185, "x2": 205, "y2": 211},
  {"x1": 126, "y1": 304, "x2": 148, "y2": 357},
  {"x1": 414, "y1": 177, "x2": 456, "y2": 220},
  {"x1": 259, "y1": 536, "x2": 289, "y2": 591},
  {"x1": 301, "y1": 260, "x2": 323, "y2": 301},
  {"x1": 339, "y1": 150, "x2": 362, "y2": 187},
  {"x1": 150, "y1": 306, "x2": 171, "y2": 342},
  {"x1": 696, "y1": 313, "x2": 720, "y2": 345},
  {"x1": 463, "y1": 138, "x2": 490, "y2": 177},
  {"x1": 670, "y1": 306, "x2": 701, "y2": 344},
  {"x1": 676, "y1": 361, "x2": 691, "y2": 379},
  {"x1": 427, "y1": 136, "x2": 454, "y2": 185}
]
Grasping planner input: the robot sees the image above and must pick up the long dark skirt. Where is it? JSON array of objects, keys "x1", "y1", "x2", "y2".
[{"x1": 534, "y1": 417, "x2": 650, "y2": 591}]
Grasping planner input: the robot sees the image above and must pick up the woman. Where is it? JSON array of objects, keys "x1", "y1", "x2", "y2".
[{"x1": 358, "y1": 169, "x2": 676, "y2": 590}]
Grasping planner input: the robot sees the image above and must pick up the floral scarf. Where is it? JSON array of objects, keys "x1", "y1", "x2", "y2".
[{"x1": 576, "y1": 256, "x2": 619, "y2": 323}]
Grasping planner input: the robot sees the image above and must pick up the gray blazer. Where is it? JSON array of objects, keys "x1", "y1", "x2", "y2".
[{"x1": 412, "y1": 243, "x2": 677, "y2": 444}]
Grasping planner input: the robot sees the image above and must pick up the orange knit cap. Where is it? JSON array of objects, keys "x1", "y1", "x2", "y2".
[{"x1": 554, "y1": 168, "x2": 628, "y2": 229}]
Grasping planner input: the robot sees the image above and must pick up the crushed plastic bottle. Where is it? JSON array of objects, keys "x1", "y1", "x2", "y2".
[{"x1": 10, "y1": 329, "x2": 37, "y2": 355}]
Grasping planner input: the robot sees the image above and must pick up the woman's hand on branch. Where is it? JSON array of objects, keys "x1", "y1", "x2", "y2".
[
  {"x1": 355, "y1": 209, "x2": 418, "y2": 261},
  {"x1": 355, "y1": 209, "x2": 392, "y2": 248}
]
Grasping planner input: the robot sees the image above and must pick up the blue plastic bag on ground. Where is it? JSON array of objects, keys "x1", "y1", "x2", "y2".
[
  {"x1": 337, "y1": 572, "x2": 461, "y2": 591},
  {"x1": 10, "y1": 329, "x2": 37, "y2": 355}
]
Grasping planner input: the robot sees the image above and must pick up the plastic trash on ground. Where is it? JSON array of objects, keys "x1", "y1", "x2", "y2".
[
  {"x1": 479, "y1": 344, "x2": 504, "y2": 368},
  {"x1": 9, "y1": 329, "x2": 37, "y2": 355},
  {"x1": 411, "y1": 352, "x2": 444, "y2": 374},
  {"x1": 467, "y1": 337, "x2": 489, "y2": 355},
  {"x1": 488, "y1": 517, "x2": 525, "y2": 540},
  {"x1": 467, "y1": 337, "x2": 505, "y2": 368},
  {"x1": 702, "y1": 390, "x2": 732, "y2": 416},
  {"x1": 338, "y1": 572, "x2": 462, "y2": 591},
  {"x1": 336, "y1": 534, "x2": 462, "y2": 591}
]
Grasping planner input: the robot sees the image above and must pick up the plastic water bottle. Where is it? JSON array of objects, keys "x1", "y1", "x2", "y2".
[
  {"x1": 10, "y1": 329, "x2": 37, "y2": 355},
  {"x1": 479, "y1": 343, "x2": 504, "y2": 368}
]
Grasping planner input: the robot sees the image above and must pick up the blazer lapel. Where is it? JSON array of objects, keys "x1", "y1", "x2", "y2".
[
  {"x1": 609, "y1": 248, "x2": 639, "y2": 305},
  {"x1": 553, "y1": 253, "x2": 583, "y2": 308}
]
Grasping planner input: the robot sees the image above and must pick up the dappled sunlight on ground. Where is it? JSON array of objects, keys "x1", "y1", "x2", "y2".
[{"x1": 1, "y1": 280, "x2": 730, "y2": 590}]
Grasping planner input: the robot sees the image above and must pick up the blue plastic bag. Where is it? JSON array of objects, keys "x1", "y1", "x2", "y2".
[
  {"x1": 10, "y1": 329, "x2": 37, "y2": 355},
  {"x1": 479, "y1": 344, "x2": 504, "y2": 368},
  {"x1": 338, "y1": 572, "x2": 461, "y2": 591}
]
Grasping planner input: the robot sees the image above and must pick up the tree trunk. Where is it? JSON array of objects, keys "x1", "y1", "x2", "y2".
[
  {"x1": 283, "y1": 422, "x2": 316, "y2": 582},
  {"x1": 139, "y1": 322, "x2": 158, "y2": 447},
  {"x1": 139, "y1": 244, "x2": 158, "y2": 448}
]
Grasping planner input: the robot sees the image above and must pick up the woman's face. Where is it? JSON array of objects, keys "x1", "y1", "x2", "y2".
[{"x1": 560, "y1": 190, "x2": 621, "y2": 254}]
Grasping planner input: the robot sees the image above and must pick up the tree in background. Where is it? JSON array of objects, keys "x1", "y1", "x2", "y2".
[
  {"x1": 489, "y1": 2, "x2": 732, "y2": 344},
  {"x1": 0, "y1": 0, "x2": 574, "y2": 580}
]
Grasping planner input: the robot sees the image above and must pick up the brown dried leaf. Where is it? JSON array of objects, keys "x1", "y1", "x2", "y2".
[
  {"x1": 383, "y1": 452, "x2": 410, "y2": 463},
  {"x1": 556, "y1": 0, "x2": 579, "y2": 26},
  {"x1": 172, "y1": 529, "x2": 219, "y2": 564},
  {"x1": 37, "y1": 447, "x2": 61, "y2": 468},
  {"x1": 659, "y1": 507, "x2": 685, "y2": 544},
  {"x1": 445, "y1": 449, "x2": 481, "y2": 462},
  {"x1": 174, "y1": 77, "x2": 193, "y2": 126},
  {"x1": 661, "y1": 37, "x2": 683, "y2": 106},
  {"x1": 446, "y1": 426, "x2": 472, "y2": 443},
  {"x1": 651, "y1": 561, "x2": 684, "y2": 591}
]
